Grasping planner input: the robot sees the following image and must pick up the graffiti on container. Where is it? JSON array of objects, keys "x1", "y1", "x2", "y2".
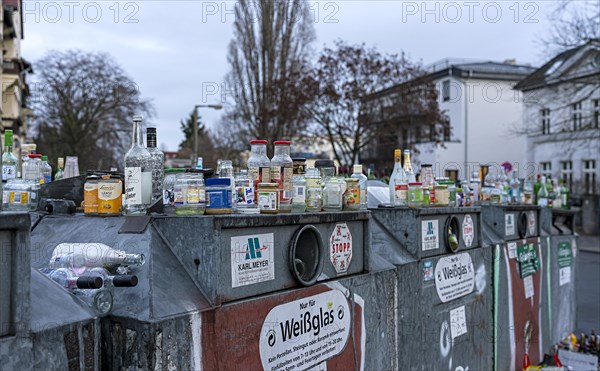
[
  {"x1": 329, "y1": 223, "x2": 352, "y2": 274},
  {"x1": 439, "y1": 320, "x2": 452, "y2": 358},
  {"x1": 259, "y1": 290, "x2": 351, "y2": 371},
  {"x1": 423, "y1": 260, "x2": 434, "y2": 282},
  {"x1": 434, "y1": 253, "x2": 475, "y2": 303},
  {"x1": 516, "y1": 242, "x2": 540, "y2": 278},
  {"x1": 230, "y1": 233, "x2": 275, "y2": 288},
  {"x1": 421, "y1": 220, "x2": 439, "y2": 251},
  {"x1": 462, "y1": 215, "x2": 474, "y2": 248}
]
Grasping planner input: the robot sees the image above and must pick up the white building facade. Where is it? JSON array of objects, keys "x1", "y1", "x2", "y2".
[
  {"x1": 515, "y1": 40, "x2": 600, "y2": 196},
  {"x1": 414, "y1": 60, "x2": 536, "y2": 179}
]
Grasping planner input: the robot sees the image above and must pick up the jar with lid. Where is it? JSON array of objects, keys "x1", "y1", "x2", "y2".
[
  {"x1": 422, "y1": 186, "x2": 430, "y2": 207},
  {"x1": 84, "y1": 174, "x2": 100, "y2": 216},
  {"x1": 247, "y1": 140, "x2": 270, "y2": 205},
  {"x1": 205, "y1": 178, "x2": 232, "y2": 215},
  {"x1": 270, "y1": 141, "x2": 293, "y2": 212},
  {"x1": 257, "y1": 182, "x2": 279, "y2": 214},
  {"x1": 174, "y1": 171, "x2": 206, "y2": 215},
  {"x1": 304, "y1": 168, "x2": 322, "y2": 212},
  {"x1": 322, "y1": 177, "x2": 343, "y2": 212},
  {"x1": 446, "y1": 181, "x2": 457, "y2": 207},
  {"x1": 235, "y1": 170, "x2": 258, "y2": 214},
  {"x1": 291, "y1": 158, "x2": 306, "y2": 213},
  {"x1": 23, "y1": 153, "x2": 42, "y2": 182},
  {"x1": 3, "y1": 179, "x2": 30, "y2": 211},
  {"x1": 434, "y1": 184, "x2": 449, "y2": 207},
  {"x1": 98, "y1": 174, "x2": 123, "y2": 216},
  {"x1": 408, "y1": 182, "x2": 423, "y2": 208},
  {"x1": 163, "y1": 168, "x2": 185, "y2": 214},
  {"x1": 343, "y1": 178, "x2": 360, "y2": 210}
]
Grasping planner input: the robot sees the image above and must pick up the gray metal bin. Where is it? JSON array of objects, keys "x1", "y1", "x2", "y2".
[{"x1": 371, "y1": 206, "x2": 493, "y2": 370}]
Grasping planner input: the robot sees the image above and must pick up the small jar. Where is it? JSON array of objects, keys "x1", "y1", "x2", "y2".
[
  {"x1": 234, "y1": 170, "x2": 257, "y2": 213},
  {"x1": 408, "y1": 182, "x2": 423, "y2": 208},
  {"x1": 205, "y1": 177, "x2": 232, "y2": 215},
  {"x1": 257, "y1": 182, "x2": 279, "y2": 214},
  {"x1": 163, "y1": 168, "x2": 186, "y2": 215},
  {"x1": 291, "y1": 158, "x2": 307, "y2": 213},
  {"x1": 446, "y1": 181, "x2": 457, "y2": 207},
  {"x1": 434, "y1": 184, "x2": 449, "y2": 207},
  {"x1": 175, "y1": 171, "x2": 206, "y2": 215},
  {"x1": 98, "y1": 174, "x2": 123, "y2": 216},
  {"x1": 343, "y1": 178, "x2": 360, "y2": 210},
  {"x1": 322, "y1": 177, "x2": 343, "y2": 211},
  {"x1": 84, "y1": 174, "x2": 100, "y2": 215},
  {"x1": 422, "y1": 186, "x2": 430, "y2": 207},
  {"x1": 2, "y1": 179, "x2": 30, "y2": 211},
  {"x1": 304, "y1": 168, "x2": 322, "y2": 212}
]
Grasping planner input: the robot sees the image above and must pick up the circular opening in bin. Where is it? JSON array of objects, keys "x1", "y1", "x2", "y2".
[
  {"x1": 289, "y1": 225, "x2": 324, "y2": 286},
  {"x1": 518, "y1": 212, "x2": 528, "y2": 239},
  {"x1": 444, "y1": 216, "x2": 460, "y2": 253}
]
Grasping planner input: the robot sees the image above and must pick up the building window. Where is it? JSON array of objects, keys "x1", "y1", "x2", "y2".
[
  {"x1": 594, "y1": 99, "x2": 599, "y2": 129},
  {"x1": 560, "y1": 161, "x2": 572, "y2": 189},
  {"x1": 443, "y1": 123, "x2": 451, "y2": 141},
  {"x1": 583, "y1": 160, "x2": 597, "y2": 194},
  {"x1": 572, "y1": 101, "x2": 582, "y2": 130},
  {"x1": 442, "y1": 80, "x2": 450, "y2": 102},
  {"x1": 540, "y1": 162, "x2": 552, "y2": 179},
  {"x1": 541, "y1": 108, "x2": 551, "y2": 134}
]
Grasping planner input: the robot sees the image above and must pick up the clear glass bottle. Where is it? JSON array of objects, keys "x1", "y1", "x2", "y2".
[
  {"x1": 470, "y1": 170, "x2": 480, "y2": 204},
  {"x1": 420, "y1": 164, "x2": 434, "y2": 207},
  {"x1": 2, "y1": 130, "x2": 18, "y2": 183},
  {"x1": 18, "y1": 144, "x2": 36, "y2": 178},
  {"x1": 49, "y1": 243, "x2": 145, "y2": 271},
  {"x1": 124, "y1": 116, "x2": 153, "y2": 215},
  {"x1": 510, "y1": 170, "x2": 521, "y2": 205},
  {"x1": 72, "y1": 288, "x2": 113, "y2": 315},
  {"x1": 146, "y1": 127, "x2": 165, "y2": 203},
  {"x1": 55, "y1": 157, "x2": 65, "y2": 180},
  {"x1": 81, "y1": 267, "x2": 138, "y2": 288},
  {"x1": 162, "y1": 168, "x2": 185, "y2": 214},
  {"x1": 291, "y1": 158, "x2": 307, "y2": 213},
  {"x1": 23, "y1": 153, "x2": 42, "y2": 182},
  {"x1": 41, "y1": 156, "x2": 52, "y2": 184},
  {"x1": 247, "y1": 140, "x2": 270, "y2": 206},
  {"x1": 305, "y1": 167, "x2": 322, "y2": 212},
  {"x1": 351, "y1": 164, "x2": 368, "y2": 210},
  {"x1": 537, "y1": 175, "x2": 549, "y2": 207},
  {"x1": 270, "y1": 141, "x2": 293, "y2": 212},
  {"x1": 523, "y1": 176, "x2": 533, "y2": 205},
  {"x1": 403, "y1": 149, "x2": 416, "y2": 183},
  {"x1": 389, "y1": 149, "x2": 408, "y2": 206},
  {"x1": 217, "y1": 159, "x2": 236, "y2": 208},
  {"x1": 39, "y1": 267, "x2": 103, "y2": 290}
]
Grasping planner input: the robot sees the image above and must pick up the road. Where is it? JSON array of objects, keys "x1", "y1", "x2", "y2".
[{"x1": 575, "y1": 238, "x2": 600, "y2": 335}]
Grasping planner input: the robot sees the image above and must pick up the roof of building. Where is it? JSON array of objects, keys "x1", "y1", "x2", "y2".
[
  {"x1": 514, "y1": 39, "x2": 599, "y2": 91},
  {"x1": 428, "y1": 60, "x2": 537, "y2": 82}
]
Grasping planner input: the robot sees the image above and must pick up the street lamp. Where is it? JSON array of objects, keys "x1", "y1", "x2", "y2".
[{"x1": 192, "y1": 104, "x2": 223, "y2": 167}]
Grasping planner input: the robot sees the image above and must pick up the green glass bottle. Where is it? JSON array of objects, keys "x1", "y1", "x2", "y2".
[
  {"x1": 2, "y1": 130, "x2": 18, "y2": 182},
  {"x1": 561, "y1": 180, "x2": 570, "y2": 209},
  {"x1": 533, "y1": 174, "x2": 541, "y2": 205}
]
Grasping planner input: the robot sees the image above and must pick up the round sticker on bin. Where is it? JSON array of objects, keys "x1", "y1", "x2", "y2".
[
  {"x1": 528, "y1": 211, "x2": 536, "y2": 237},
  {"x1": 462, "y1": 214, "x2": 474, "y2": 248},
  {"x1": 330, "y1": 223, "x2": 352, "y2": 274}
]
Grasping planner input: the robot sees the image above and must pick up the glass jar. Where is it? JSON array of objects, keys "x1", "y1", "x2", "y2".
[
  {"x1": 163, "y1": 168, "x2": 185, "y2": 214},
  {"x1": 343, "y1": 178, "x2": 360, "y2": 210},
  {"x1": 23, "y1": 153, "x2": 42, "y2": 182},
  {"x1": 234, "y1": 170, "x2": 258, "y2": 214},
  {"x1": 98, "y1": 174, "x2": 123, "y2": 216},
  {"x1": 270, "y1": 141, "x2": 293, "y2": 212},
  {"x1": 422, "y1": 186, "x2": 430, "y2": 207},
  {"x1": 247, "y1": 140, "x2": 270, "y2": 205},
  {"x1": 292, "y1": 158, "x2": 306, "y2": 213},
  {"x1": 322, "y1": 177, "x2": 343, "y2": 211},
  {"x1": 445, "y1": 181, "x2": 457, "y2": 207},
  {"x1": 3, "y1": 179, "x2": 30, "y2": 211},
  {"x1": 174, "y1": 171, "x2": 206, "y2": 215},
  {"x1": 84, "y1": 174, "x2": 100, "y2": 216},
  {"x1": 434, "y1": 184, "x2": 449, "y2": 207},
  {"x1": 408, "y1": 182, "x2": 423, "y2": 208},
  {"x1": 315, "y1": 159, "x2": 336, "y2": 180},
  {"x1": 305, "y1": 168, "x2": 322, "y2": 212},
  {"x1": 205, "y1": 177, "x2": 232, "y2": 215},
  {"x1": 257, "y1": 182, "x2": 279, "y2": 214},
  {"x1": 420, "y1": 164, "x2": 434, "y2": 188}
]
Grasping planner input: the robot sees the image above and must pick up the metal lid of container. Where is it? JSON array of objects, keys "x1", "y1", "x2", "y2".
[
  {"x1": 250, "y1": 140, "x2": 268, "y2": 145},
  {"x1": 165, "y1": 168, "x2": 186, "y2": 173},
  {"x1": 274, "y1": 140, "x2": 291, "y2": 145},
  {"x1": 314, "y1": 159, "x2": 334, "y2": 168},
  {"x1": 257, "y1": 182, "x2": 279, "y2": 187}
]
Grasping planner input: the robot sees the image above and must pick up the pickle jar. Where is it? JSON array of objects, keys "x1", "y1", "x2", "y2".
[
  {"x1": 434, "y1": 184, "x2": 449, "y2": 207},
  {"x1": 408, "y1": 182, "x2": 423, "y2": 208},
  {"x1": 343, "y1": 178, "x2": 360, "y2": 210}
]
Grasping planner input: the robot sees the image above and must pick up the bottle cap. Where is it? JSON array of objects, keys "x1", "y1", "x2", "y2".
[
  {"x1": 28, "y1": 154, "x2": 42, "y2": 158},
  {"x1": 274, "y1": 140, "x2": 291, "y2": 145},
  {"x1": 112, "y1": 275, "x2": 138, "y2": 287},
  {"x1": 250, "y1": 140, "x2": 268, "y2": 145},
  {"x1": 394, "y1": 149, "x2": 402, "y2": 157},
  {"x1": 58, "y1": 157, "x2": 64, "y2": 166},
  {"x1": 76, "y1": 276, "x2": 103, "y2": 289},
  {"x1": 41, "y1": 156, "x2": 48, "y2": 161},
  {"x1": 165, "y1": 168, "x2": 186, "y2": 173},
  {"x1": 353, "y1": 164, "x2": 363, "y2": 173}
]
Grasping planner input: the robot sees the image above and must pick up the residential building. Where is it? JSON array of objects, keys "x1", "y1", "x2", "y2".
[
  {"x1": 514, "y1": 39, "x2": 600, "y2": 196},
  {"x1": 2, "y1": 0, "x2": 32, "y2": 151},
  {"x1": 363, "y1": 58, "x2": 536, "y2": 179}
]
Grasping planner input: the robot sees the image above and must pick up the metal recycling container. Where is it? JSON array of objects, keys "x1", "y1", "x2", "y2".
[
  {"x1": 371, "y1": 207, "x2": 493, "y2": 370},
  {"x1": 542, "y1": 209, "x2": 577, "y2": 352},
  {"x1": 482, "y1": 205, "x2": 551, "y2": 371}
]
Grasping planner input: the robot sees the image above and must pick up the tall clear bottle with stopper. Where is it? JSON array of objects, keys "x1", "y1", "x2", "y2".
[
  {"x1": 389, "y1": 149, "x2": 408, "y2": 206},
  {"x1": 403, "y1": 149, "x2": 416, "y2": 183},
  {"x1": 124, "y1": 116, "x2": 152, "y2": 215},
  {"x1": 146, "y1": 127, "x2": 165, "y2": 203},
  {"x1": 2, "y1": 129, "x2": 18, "y2": 183}
]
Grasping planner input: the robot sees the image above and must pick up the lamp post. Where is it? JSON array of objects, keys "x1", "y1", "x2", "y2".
[{"x1": 192, "y1": 104, "x2": 223, "y2": 167}]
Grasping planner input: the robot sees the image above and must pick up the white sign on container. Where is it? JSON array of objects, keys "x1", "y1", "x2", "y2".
[
  {"x1": 462, "y1": 215, "x2": 474, "y2": 248},
  {"x1": 508, "y1": 242, "x2": 517, "y2": 259},
  {"x1": 524, "y1": 275, "x2": 534, "y2": 299},
  {"x1": 259, "y1": 290, "x2": 351, "y2": 371},
  {"x1": 422, "y1": 220, "x2": 439, "y2": 251},
  {"x1": 505, "y1": 213, "x2": 515, "y2": 236},
  {"x1": 230, "y1": 233, "x2": 275, "y2": 288},
  {"x1": 450, "y1": 305, "x2": 468, "y2": 339},
  {"x1": 435, "y1": 253, "x2": 475, "y2": 303},
  {"x1": 329, "y1": 223, "x2": 352, "y2": 274},
  {"x1": 559, "y1": 266, "x2": 571, "y2": 286}
]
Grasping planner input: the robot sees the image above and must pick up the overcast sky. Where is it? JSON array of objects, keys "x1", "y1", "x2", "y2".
[{"x1": 22, "y1": 0, "x2": 559, "y2": 151}]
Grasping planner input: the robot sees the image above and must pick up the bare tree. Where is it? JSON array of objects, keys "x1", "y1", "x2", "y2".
[
  {"x1": 222, "y1": 0, "x2": 316, "y2": 151},
  {"x1": 31, "y1": 50, "x2": 154, "y2": 171},
  {"x1": 309, "y1": 40, "x2": 446, "y2": 168},
  {"x1": 538, "y1": 0, "x2": 600, "y2": 55}
]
